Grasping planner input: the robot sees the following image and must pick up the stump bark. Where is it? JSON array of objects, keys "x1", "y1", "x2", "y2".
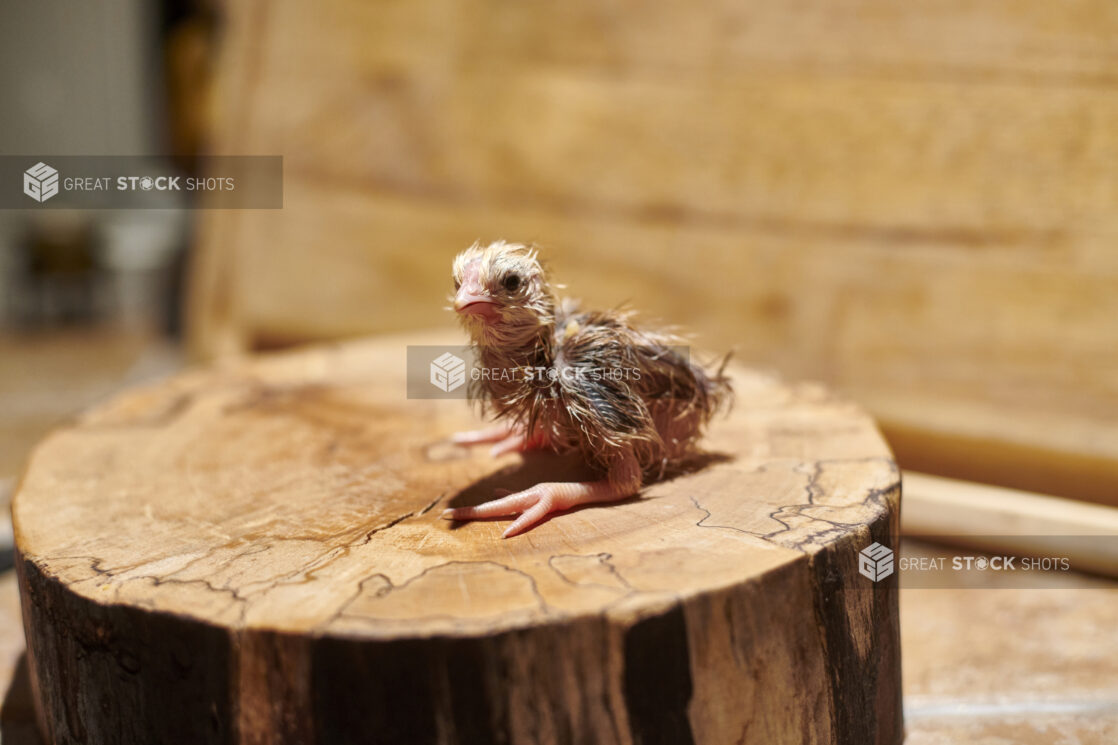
[{"x1": 13, "y1": 333, "x2": 902, "y2": 745}]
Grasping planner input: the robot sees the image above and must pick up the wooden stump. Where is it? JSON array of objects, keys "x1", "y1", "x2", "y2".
[{"x1": 13, "y1": 333, "x2": 902, "y2": 745}]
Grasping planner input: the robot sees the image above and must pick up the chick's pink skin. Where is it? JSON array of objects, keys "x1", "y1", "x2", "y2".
[
  {"x1": 453, "y1": 260, "x2": 499, "y2": 321},
  {"x1": 445, "y1": 243, "x2": 640, "y2": 538},
  {"x1": 443, "y1": 475, "x2": 638, "y2": 539}
]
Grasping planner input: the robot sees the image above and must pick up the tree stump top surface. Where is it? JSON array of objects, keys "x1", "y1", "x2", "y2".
[{"x1": 13, "y1": 333, "x2": 898, "y2": 638}]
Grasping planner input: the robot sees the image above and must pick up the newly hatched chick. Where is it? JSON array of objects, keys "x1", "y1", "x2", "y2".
[{"x1": 443, "y1": 240, "x2": 732, "y2": 537}]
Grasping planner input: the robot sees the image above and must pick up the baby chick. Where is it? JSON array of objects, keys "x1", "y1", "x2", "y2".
[{"x1": 443, "y1": 240, "x2": 731, "y2": 537}]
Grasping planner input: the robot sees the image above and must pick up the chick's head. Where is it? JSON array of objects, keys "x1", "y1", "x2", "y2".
[{"x1": 451, "y1": 241, "x2": 554, "y2": 340}]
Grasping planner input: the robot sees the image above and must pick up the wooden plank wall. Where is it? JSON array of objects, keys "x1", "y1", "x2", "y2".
[{"x1": 190, "y1": 0, "x2": 1118, "y2": 504}]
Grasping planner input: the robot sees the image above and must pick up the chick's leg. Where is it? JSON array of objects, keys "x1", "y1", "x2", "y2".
[
  {"x1": 452, "y1": 425, "x2": 550, "y2": 457},
  {"x1": 489, "y1": 429, "x2": 550, "y2": 457},
  {"x1": 442, "y1": 452, "x2": 641, "y2": 538},
  {"x1": 451, "y1": 425, "x2": 515, "y2": 446}
]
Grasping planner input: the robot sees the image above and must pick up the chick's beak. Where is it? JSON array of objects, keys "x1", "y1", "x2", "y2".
[
  {"x1": 454, "y1": 262, "x2": 498, "y2": 319},
  {"x1": 454, "y1": 284, "x2": 497, "y2": 319}
]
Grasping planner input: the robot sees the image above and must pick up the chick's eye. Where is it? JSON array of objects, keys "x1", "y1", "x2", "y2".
[
  {"x1": 503, "y1": 274, "x2": 521, "y2": 292},
  {"x1": 453, "y1": 276, "x2": 461, "y2": 290}
]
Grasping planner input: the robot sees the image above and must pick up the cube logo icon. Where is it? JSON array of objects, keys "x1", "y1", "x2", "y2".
[
  {"x1": 24, "y1": 162, "x2": 60, "y2": 203},
  {"x1": 858, "y1": 541, "x2": 894, "y2": 582},
  {"x1": 430, "y1": 352, "x2": 466, "y2": 393}
]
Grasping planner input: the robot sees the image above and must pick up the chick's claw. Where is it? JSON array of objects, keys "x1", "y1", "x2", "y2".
[{"x1": 441, "y1": 479, "x2": 635, "y2": 538}]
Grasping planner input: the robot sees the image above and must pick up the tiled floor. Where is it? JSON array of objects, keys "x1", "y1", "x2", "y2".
[
  {"x1": 901, "y1": 542, "x2": 1118, "y2": 744},
  {"x1": 906, "y1": 718, "x2": 1118, "y2": 745}
]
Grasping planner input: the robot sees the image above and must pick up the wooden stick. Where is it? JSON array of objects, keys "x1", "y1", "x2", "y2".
[{"x1": 902, "y1": 472, "x2": 1118, "y2": 578}]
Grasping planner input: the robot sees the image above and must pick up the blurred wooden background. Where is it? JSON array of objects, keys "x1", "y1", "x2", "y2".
[{"x1": 189, "y1": 0, "x2": 1118, "y2": 505}]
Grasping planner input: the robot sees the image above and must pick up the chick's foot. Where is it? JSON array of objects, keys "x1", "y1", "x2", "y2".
[{"x1": 441, "y1": 479, "x2": 635, "y2": 538}]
